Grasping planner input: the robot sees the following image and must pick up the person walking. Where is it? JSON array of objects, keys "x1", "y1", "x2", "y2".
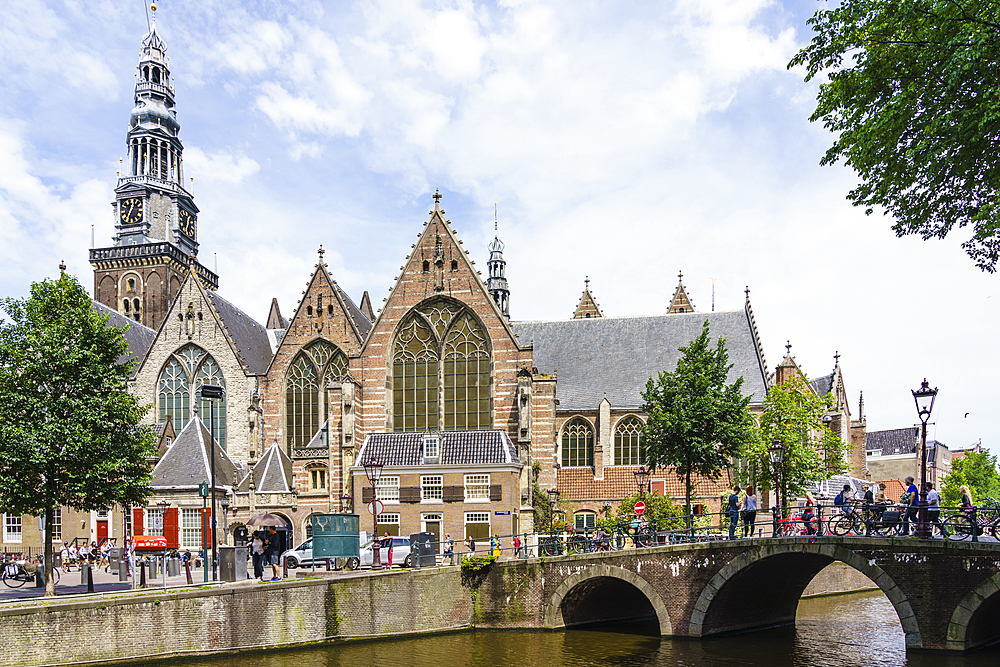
[
  {"x1": 901, "y1": 476, "x2": 919, "y2": 535},
  {"x1": 512, "y1": 534, "x2": 521, "y2": 558},
  {"x1": 925, "y1": 482, "x2": 947, "y2": 537},
  {"x1": 382, "y1": 531, "x2": 394, "y2": 567},
  {"x1": 727, "y1": 484, "x2": 740, "y2": 540},
  {"x1": 742, "y1": 485, "x2": 757, "y2": 538},
  {"x1": 960, "y1": 484, "x2": 974, "y2": 510},
  {"x1": 802, "y1": 491, "x2": 817, "y2": 535},
  {"x1": 60, "y1": 543, "x2": 71, "y2": 573},
  {"x1": 251, "y1": 531, "x2": 264, "y2": 579},
  {"x1": 466, "y1": 535, "x2": 476, "y2": 554},
  {"x1": 443, "y1": 533, "x2": 454, "y2": 562},
  {"x1": 262, "y1": 526, "x2": 281, "y2": 581}
]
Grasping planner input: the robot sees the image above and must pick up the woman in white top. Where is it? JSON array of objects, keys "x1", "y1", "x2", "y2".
[{"x1": 742, "y1": 485, "x2": 758, "y2": 538}]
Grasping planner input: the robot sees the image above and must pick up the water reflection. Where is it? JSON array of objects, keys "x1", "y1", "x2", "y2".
[{"x1": 178, "y1": 591, "x2": 999, "y2": 667}]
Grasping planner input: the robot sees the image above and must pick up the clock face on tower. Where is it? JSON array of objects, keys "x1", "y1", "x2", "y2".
[
  {"x1": 178, "y1": 209, "x2": 196, "y2": 238},
  {"x1": 120, "y1": 198, "x2": 143, "y2": 226}
]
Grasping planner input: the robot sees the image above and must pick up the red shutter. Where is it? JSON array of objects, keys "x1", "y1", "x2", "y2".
[
  {"x1": 201, "y1": 508, "x2": 213, "y2": 548},
  {"x1": 164, "y1": 508, "x2": 179, "y2": 549},
  {"x1": 133, "y1": 508, "x2": 144, "y2": 536}
]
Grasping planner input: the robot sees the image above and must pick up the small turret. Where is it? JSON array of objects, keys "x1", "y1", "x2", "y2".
[{"x1": 486, "y1": 210, "x2": 510, "y2": 318}]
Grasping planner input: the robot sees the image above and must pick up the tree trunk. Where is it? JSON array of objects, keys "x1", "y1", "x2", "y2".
[
  {"x1": 685, "y1": 468, "x2": 693, "y2": 530},
  {"x1": 44, "y1": 505, "x2": 55, "y2": 597}
]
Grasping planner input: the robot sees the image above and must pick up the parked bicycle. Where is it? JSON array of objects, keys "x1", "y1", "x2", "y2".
[
  {"x1": 944, "y1": 498, "x2": 1000, "y2": 541},
  {"x1": 2, "y1": 560, "x2": 59, "y2": 588}
]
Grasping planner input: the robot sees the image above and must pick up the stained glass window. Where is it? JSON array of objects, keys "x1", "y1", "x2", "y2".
[
  {"x1": 562, "y1": 418, "x2": 594, "y2": 467},
  {"x1": 614, "y1": 416, "x2": 644, "y2": 466},
  {"x1": 196, "y1": 357, "x2": 227, "y2": 449},
  {"x1": 157, "y1": 345, "x2": 227, "y2": 448},
  {"x1": 158, "y1": 357, "x2": 189, "y2": 434},
  {"x1": 286, "y1": 354, "x2": 319, "y2": 450}
]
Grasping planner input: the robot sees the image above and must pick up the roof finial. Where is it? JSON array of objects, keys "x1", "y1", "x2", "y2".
[
  {"x1": 495, "y1": 201, "x2": 498, "y2": 232},
  {"x1": 58, "y1": 260, "x2": 66, "y2": 274},
  {"x1": 834, "y1": 350, "x2": 840, "y2": 366},
  {"x1": 745, "y1": 285, "x2": 750, "y2": 300},
  {"x1": 433, "y1": 189, "x2": 442, "y2": 204},
  {"x1": 318, "y1": 244, "x2": 325, "y2": 263},
  {"x1": 678, "y1": 270, "x2": 683, "y2": 282},
  {"x1": 785, "y1": 340, "x2": 792, "y2": 355},
  {"x1": 585, "y1": 275, "x2": 590, "y2": 291}
]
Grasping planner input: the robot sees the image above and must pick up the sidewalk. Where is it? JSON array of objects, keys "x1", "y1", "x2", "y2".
[{"x1": 0, "y1": 563, "x2": 221, "y2": 602}]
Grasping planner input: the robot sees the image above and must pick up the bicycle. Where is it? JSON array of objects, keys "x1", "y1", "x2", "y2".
[
  {"x1": 944, "y1": 503, "x2": 1000, "y2": 541},
  {"x1": 2, "y1": 561, "x2": 59, "y2": 588}
]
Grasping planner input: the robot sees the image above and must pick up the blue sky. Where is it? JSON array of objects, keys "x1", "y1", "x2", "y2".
[{"x1": 1, "y1": 0, "x2": 996, "y2": 456}]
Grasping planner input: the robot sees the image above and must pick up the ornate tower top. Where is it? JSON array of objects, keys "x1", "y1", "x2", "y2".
[
  {"x1": 573, "y1": 275, "x2": 603, "y2": 319},
  {"x1": 486, "y1": 205, "x2": 510, "y2": 318},
  {"x1": 667, "y1": 270, "x2": 695, "y2": 314}
]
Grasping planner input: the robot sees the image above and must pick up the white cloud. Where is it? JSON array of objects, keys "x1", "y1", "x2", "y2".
[{"x1": 184, "y1": 147, "x2": 260, "y2": 184}]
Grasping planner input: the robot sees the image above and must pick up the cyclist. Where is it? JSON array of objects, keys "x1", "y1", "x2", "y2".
[{"x1": 834, "y1": 484, "x2": 856, "y2": 517}]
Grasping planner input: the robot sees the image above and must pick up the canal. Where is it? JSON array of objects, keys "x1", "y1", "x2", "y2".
[{"x1": 178, "y1": 591, "x2": 999, "y2": 667}]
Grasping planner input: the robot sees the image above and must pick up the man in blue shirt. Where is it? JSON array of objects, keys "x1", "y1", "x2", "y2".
[
  {"x1": 727, "y1": 484, "x2": 740, "y2": 540},
  {"x1": 901, "y1": 476, "x2": 919, "y2": 535}
]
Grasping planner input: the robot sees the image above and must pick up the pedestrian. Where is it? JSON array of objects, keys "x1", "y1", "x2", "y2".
[
  {"x1": 262, "y1": 526, "x2": 281, "y2": 581},
  {"x1": 68, "y1": 542, "x2": 79, "y2": 570},
  {"x1": 901, "y1": 475, "x2": 919, "y2": 535},
  {"x1": 492, "y1": 535, "x2": 501, "y2": 558},
  {"x1": 466, "y1": 535, "x2": 476, "y2": 554},
  {"x1": 862, "y1": 484, "x2": 875, "y2": 531},
  {"x1": 443, "y1": 534, "x2": 454, "y2": 561},
  {"x1": 802, "y1": 491, "x2": 817, "y2": 535},
  {"x1": 78, "y1": 542, "x2": 89, "y2": 568},
  {"x1": 512, "y1": 534, "x2": 521, "y2": 558},
  {"x1": 960, "y1": 484, "x2": 974, "y2": 510},
  {"x1": 251, "y1": 531, "x2": 264, "y2": 579},
  {"x1": 60, "y1": 542, "x2": 71, "y2": 573},
  {"x1": 727, "y1": 484, "x2": 740, "y2": 540},
  {"x1": 834, "y1": 484, "x2": 852, "y2": 515},
  {"x1": 382, "y1": 531, "x2": 394, "y2": 567},
  {"x1": 925, "y1": 482, "x2": 946, "y2": 537},
  {"x1": 874, "y1": 483, "x2": 888, "y2": 522},
  {"x1": 742, "y1": 485, "x2": 757, "y2": 538}
]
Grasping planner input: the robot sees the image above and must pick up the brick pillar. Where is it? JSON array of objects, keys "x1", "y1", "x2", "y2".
[{"x1": 596, "y1": 397, "x2": 610, "y2": 481}]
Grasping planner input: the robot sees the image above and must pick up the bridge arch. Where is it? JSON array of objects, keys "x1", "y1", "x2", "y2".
[
  {"x1": 543, "y1": 564, "x2": 672, "y2": 635},
  {"x1": 946, "y1": 571, "x2": 1000, "y2": 652},
  {"x1": 688, "y1": 543, "x2": 921, "y2": 647}
]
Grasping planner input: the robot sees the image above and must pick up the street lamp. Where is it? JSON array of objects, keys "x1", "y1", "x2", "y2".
[
  {"x1": 912, "y1": 379, "x2": 938, "y2": 539},
  {"x1": 363, "y1": 459, "x2": 383, "y2": 569},
  {"x1": 634, "y1": 465, "x2": 651, "y2": 501},
  {"x1": 547, "y1": 488, "x2": 560, "y2": 537},
  {"x1": 220, "y1": 496, "x2": 229, "y2": 545},
  {"x1": 199, "y1": 383, "x2": 225, "y2": 581},
  {"x1": 768, "y1": 441, "x2": 785, "y2": 513}
]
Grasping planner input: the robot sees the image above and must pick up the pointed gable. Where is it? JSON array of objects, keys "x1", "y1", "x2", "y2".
[
  {"x1": 359, "y1": 291, "x2": 374, "y2": 322},
  {"x1": 151, "y1": 417, "x2": 239, "y2": 488},
  {"x1": 266, "y1": 298, "x2": 288, "y2": 329},
  {"x1": 572, "y1": 277, "x2": 603, "y2": 319},
  {"x1": 667, "y1": 271, "x2": 695, "y2": 314},
  {"x1": 236, "y1": 440, "x2": 292, "y2": 493}
]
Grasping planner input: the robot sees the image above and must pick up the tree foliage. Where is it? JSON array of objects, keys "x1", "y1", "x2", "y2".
[
  {"x1": 941, "y1": 450, "x2": 1000, "y2": 505},
  {"x1": 740, "y1": 373, "x2": 851, "y2": 508},
  {"x1": 0, "y1": 274, "x2": 155, "y2": 595},
  {"x1": 640, "y1": 320, "x2": 756, "y2": 524},
  {"x1": 790, "y1": 1, "x2": 1000, "y2": 272},
  {"x1": 597, "y1": 491, "x2": 686, "y2": 532}
]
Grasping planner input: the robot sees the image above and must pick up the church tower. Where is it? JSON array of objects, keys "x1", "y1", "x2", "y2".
[
  {"x1": 90, "y1": 8, "x2": 217, "y2": 330},
  {"x1": 486, "y1": 218, "x2": 510, "y2": 318}
]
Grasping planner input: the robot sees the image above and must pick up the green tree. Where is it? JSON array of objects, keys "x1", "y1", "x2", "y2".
[
  {"x1": 597, "y1": 491, "x2": 686, "y2": 533},
  {"x1": 941, "y1": 450, "x2": 1000, "y2": 506},
  {"x1": 789, "y1": 1, "x2": 1000, "y2": 272},
  {"x1": 0, "y1": 273, "x2": 155, "y2": 595},
  {"x1": 640, "y1": 320, "x2": 756, "y2": 527},
  {"x1": 741, "y1": 373, "x2": 851, "y2": 511}
]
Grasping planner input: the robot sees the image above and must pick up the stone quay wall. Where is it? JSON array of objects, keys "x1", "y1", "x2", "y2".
[{"x1": 2, "y1": 568, "x2": 472, "y2": 667}]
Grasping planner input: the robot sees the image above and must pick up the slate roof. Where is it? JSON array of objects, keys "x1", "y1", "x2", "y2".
[
  {"x1": 304, "y1": 420, "x2": 329, "y2": 449},
  {"x1": 511, "y1": 310, "x2": 768, "y2": 411},
  {"x1": 151, "y1": 417, "x2": 239, "y2": 488},
  {"x1": 557, "y1": 466, "x2": 730, "y2": 501},
  {"x1": 92, "y1": 300, "x2": 155, "y2": 367},
  {"x1": 810, "y1": 373, "x2": 834, "y2": 397},
  {"x1": 866, "y1": 427, "x2": 919, "y2": 456},
  {"x1": 236, "y1": 441, "x2": 292, "y2": 493},
  {"x1": 356, "y1": 430, "x2": 519, "y2": 467},
  {"x1": 205, "y1": 291, "x2": 273, "y2": 374},
  {"x1": 334, "y1": 283, "x2": 373, "y2": 338}
]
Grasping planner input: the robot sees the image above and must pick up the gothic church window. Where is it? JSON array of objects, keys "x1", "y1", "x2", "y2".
[
  {"x1": 284, "y1": 340, "x2": 350, "y2": 451},
  {"x1": 614, "y1": 416, "x2": 645, "y2": 466},
  {"x1": 392, "y1": 298, "x2": 491, "y2": 432},
  {"x1": 561, "y1": 418, "x2": 594, "y2": 467},
  {"x1": 156, "y1": 344, "x2": 227, "y2": 448}
]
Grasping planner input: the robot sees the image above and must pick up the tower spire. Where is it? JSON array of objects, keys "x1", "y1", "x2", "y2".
[{"x1": 486, "y1": 201, "x2": 510, "y2": 318}]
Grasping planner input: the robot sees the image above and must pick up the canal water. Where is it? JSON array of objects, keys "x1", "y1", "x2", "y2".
[{"x1": 179, "y1": 591, "x2": 999, "y2": 667}]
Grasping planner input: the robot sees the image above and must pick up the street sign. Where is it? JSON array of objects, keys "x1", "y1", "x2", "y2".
[
  {"x1": 198, "y1": 482, "x2": 209, "y2": 498},
  {"x1": 367, "y1": 499, "x2": 384, "y2": 516},
  {"x1": 634, "y1": 500, "x2": 646, "y2": 515}
]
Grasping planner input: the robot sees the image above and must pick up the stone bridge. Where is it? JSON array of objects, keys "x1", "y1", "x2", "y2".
[{"x1": 474, "y1": 537, "x2": 1000, "y2": 653}]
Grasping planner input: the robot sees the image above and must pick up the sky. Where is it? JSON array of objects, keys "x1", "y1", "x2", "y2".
[{"x1": 0, "y1": 0, "x2": 995, "y2": 456}]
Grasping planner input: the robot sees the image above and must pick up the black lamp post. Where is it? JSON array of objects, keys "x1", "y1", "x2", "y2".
[
  {"x1": 768, "y1": 441, "x2": 785, "y2": 513},
  {"x1": 547, "y1": 488, "x2": 560, "y2": 536},
  {"x1": 199, "y1": 383, "x2": 225, "y2": 581},
  {"x1": 634, "y1": 465, "x2": 651, "y2": 501},
  {"x1": 912, "y1": 379, "x2": 938, "y2": 539},
  {"x1": 363, "y1": 459, "x2": 383, "y2": 569}
]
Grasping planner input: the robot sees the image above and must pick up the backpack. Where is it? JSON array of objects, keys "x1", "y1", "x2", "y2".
[{"x1": 899, "y1": 492, "x2": 911, "y2": 505}]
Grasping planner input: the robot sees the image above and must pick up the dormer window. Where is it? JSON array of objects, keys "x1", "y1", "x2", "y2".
[{"x1": 423, "y1": 434, "x2": 440, "y2": 461}]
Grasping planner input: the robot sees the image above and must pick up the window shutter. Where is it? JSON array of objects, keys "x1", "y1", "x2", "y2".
[
  {"x1": 362, "y1": 487, "x2": 374, "y2": 503},
  {"x1": 201, "y1": 508, "x2": 212, "y2": 541},
  {"x1": 400, "y1": 487, "x2": 420, "y2": 503},
  {"x1": 443, "y1": 485, "x2": 461, "y2": 502},
  {"x1": 132, "y1": 508, "x2": 144, "y2": 536},
  {"x1": 489, "y1": 485, "x2": 502, "y2": 501},
  {"x1": 164, "y1": 508, "x2": 179, "y2": 549}
]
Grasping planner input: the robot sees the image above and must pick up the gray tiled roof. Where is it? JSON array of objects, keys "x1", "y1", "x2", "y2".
[
  {"x1": 92, "y1": 300, "x2": 155, "y2": 367},
  {"x1": 866, "y1": 427, "x2": 919, "y2": 456},
  {"x1": 151, "y1": 417, "x2": 239, "y2": 488},
  {"x1": 810, "y1": 373, "x2": 834, "y2": 397},
  {"x1": 511, "y1": 310, "x2": 768, "y2": 411},
  {"x1": 236, "y1": 441, "x2": 292, "y2": 493},
  {"x1": 305, "y1": 420, "x2": 329, "y2": 449},
  {"x1": 357, "y1": 430, "x2": 519, "y2": 467},
  {"x1": 206, "y1": 291, "x2": 273, "y2": 375},
  {"x1": 335, "y1": 283, "x2": 372, "y2": 338}
]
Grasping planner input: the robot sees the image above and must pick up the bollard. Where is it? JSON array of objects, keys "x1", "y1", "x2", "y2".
[
  {"x1": 326, "y1": 558, "x2": 331, "y2": 572},
  {"x1": 972, "y1": 506, "x2": 979, "y2": 543},
  {"x1": 119, "y1": 559, "x2": 128, "y2": 582},
  {"x1": 184, "y1": 561, "x2": 193, "y2": 584},
  {"x1": 87, "y1": 564, "x2": 94, "y2": 593},
  {"x1": 80, "y1": 562, "x2": 90, "y2": 586},
  {"x1": 283, "y1": 555, "x2": 288, "y2": 579},
  {"x1": 138, "y1": 560, "x2": 146, "y2": 588}
]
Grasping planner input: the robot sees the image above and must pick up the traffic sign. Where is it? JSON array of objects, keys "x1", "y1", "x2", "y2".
[
  {"x1": 634, "y1": 500, "x2": 646, "y2": 515},
  {"x1": 367, "y1": 499, "x2": 384, "y2": 516}
]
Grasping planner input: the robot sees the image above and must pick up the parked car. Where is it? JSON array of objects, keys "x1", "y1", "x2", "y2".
[
  {"x1": 281, "y1": 538, "x2": 361, "y2": 570},
  {"x1": 360, "y1": 536, "x2": 412, "y2": 568}
]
